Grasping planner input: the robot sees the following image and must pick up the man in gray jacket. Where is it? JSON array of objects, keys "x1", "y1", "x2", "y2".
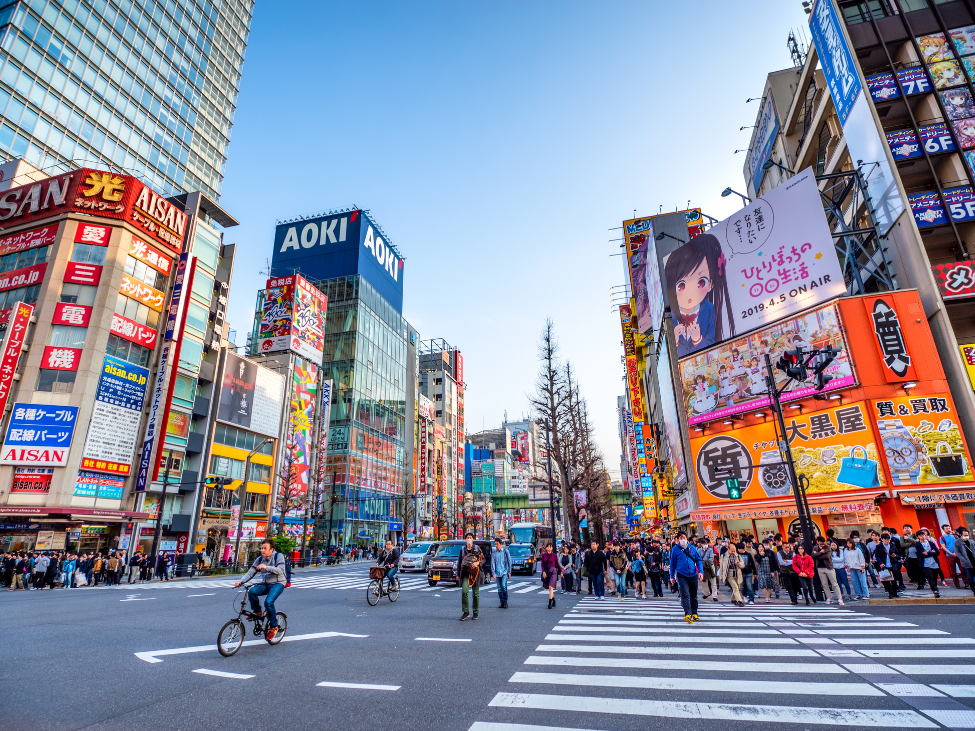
[
  {"x1": 490, "y1": 538, "x2": 512, "y2": 608},
  {"x1": 235, "y1": 538, "x2": 286, "y2": 641},
  {"x1": 955, "y1": 527, "x2": 975, "y2": 596}
]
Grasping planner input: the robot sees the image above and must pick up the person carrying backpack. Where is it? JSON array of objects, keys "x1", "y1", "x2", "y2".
[
  {"x1": 669, "y1": 531, "x2": 704, "y2": 622},
  {"x1": 234, "y1": 538, "x2": 287, "y2": 642}
]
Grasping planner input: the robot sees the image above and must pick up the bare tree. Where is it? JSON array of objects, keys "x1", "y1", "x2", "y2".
[{"x1": 274, "y1": 412, "x2": 304, "y2": 537}]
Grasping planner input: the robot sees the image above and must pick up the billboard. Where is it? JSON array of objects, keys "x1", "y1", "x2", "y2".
[
  {"x1": 0, "y1": 302, "x2": 31, "y2": 418},
  {"x1": 287, "y1": 358, "x2": 318, "y2": 498},
  {"x1": 932, "y1": 259, "x2": 975, "y2": 301},
  {"x1": 0, "y1": 404, "x2": 79, "y2": 466},
  {"x1": 625, "y1": 217, "x2": 665, "y2": 335},
  {"x1": 257, "y1": 275, "x2": 328, "y2": 365},
  {"x1": 270, "y1": 209, "x2": 404, "y2": 313},
  {"x1": 871, "y1": 394, "x2": 972, "y2": 486},
  {"x1": 747, "y1": 95, "x2": 779, "y2": 189},
  {"x1": 80, "y1": 356, "x2": 150, "y2": 475},
  {"x1": 217, "y1": 352, "x2": 285, "y2": 439},
  {"x1": 691, "y1": 400, "x2": 885, "y2": 506},
  {"x1": 677, "y1": 301, "x2": 855, "y2": 425},
  {"x1": 663, "y1": 169, "x2": 844, "y2": 358},
  {"x1": 656, "y1": 336, "x2": 686, "y2": 489}
]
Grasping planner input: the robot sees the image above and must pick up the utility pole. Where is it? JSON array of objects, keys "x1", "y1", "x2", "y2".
[
  {"x1": 148, "y1": 451, "x2": 174, "y2": 573},
  {"x1": 544, "y1": 419, "x2": 558, "y2": 547}
]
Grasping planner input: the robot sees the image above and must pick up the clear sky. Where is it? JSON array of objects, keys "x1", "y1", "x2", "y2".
[{"x1": 219, "y1": 1, "x2": 811, "y2": 478}]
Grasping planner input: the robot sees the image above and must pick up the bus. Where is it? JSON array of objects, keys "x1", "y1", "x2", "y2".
[{"x1": 507, "y1": 522, "x2": 554, "y2": 548}]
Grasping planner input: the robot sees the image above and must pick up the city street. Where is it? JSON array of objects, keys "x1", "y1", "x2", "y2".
[{"x1": 6, "y1": 564, "x2": 975, "y2": 731}]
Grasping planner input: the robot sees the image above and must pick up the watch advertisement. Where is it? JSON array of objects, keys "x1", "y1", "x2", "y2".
[
  {"x1": 871, "y1": 394, "x2": 972, "y2": 485},
  {"x1": 690, "y1": 400, "x2": 885, "y2": 506}
]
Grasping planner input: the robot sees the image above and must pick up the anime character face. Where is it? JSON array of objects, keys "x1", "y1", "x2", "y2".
[{"x1": 674, "y1": 258, "x2": 713, "y2": 312}]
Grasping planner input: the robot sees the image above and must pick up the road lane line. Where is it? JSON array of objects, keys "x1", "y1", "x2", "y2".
[
  {"x1": 415, "y1": 637, "x2": 472, "y2": 642},
  {"x1": 317, "y1": 681, "x2": 400, "y2": 691},
  {"x1": 193, "y1": 669, "x2": 254, "y2": 679},
  {"x1": 187, "y1": 593, "x2": 215, "y2": 597},
  {"x1": 134, "y1": 631, "x2": 368, "y2": 663},
  {"x1": 486, "y1": 692, "x2": 936, "y2": 726},
  {"x1": 545, "y1": 633, "x2": 797, "y2": 644},
  {"x1": 524, "y1": 656, "x2": 845, "y2": 673}
]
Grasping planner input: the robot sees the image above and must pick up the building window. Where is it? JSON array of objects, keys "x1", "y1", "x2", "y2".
[
  {"x1": 209, "y1": 454, "x2": 272, "y2": 484},
  {"x1": 434, "y1": 393, "x2": 442, "y2": 401},
  {"x1": 0, "y1": 284, "x2": 40, "y2": 310},
  {"x1": 124, "y1": 255, "x2": 167, "y2": 290},
  {"x1": 435, "y1": 378, "x2": 443, "y2": 385},
  {"x1": 841, "y1": 0, "x2": 894, "y2": 24},
  {"x1": 71, "y1": 242, "x2": 107, "y2": 266},
  {"x1": 213, "y1": 423, "x2": 274, "y2": 455},
  {"x1": 36, "y1": 369, "x2": 76, "y2": 393},
  {"x1": 173, "y1": 375, "x2": 198, "y2": 408},
  {"x1": 60, "y1": 283, "x2": 97, "y2": 306},
  {"x1": 436, "y1": 410, "x2": 443, "y2": 418},
  {"x1": 106, "y1": 333, "x2": 152, "y2": 367},
  {"x1": 243, "y1": 492, "x2": 268, "y2": 513},
  {"x1": 47, "y1": 325, "x2": 87, "y2": 348},
  {"x1": 0, "y1": 244, "x2": 49, "y2": 274},
  {"x1": 115, "y1": 293, "x2": 161, "y2": 328}
]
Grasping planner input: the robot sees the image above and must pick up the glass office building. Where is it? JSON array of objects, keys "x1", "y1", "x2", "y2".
[
  {"x1": 0, "y1": 0, "x2": 252, "y2": 199},
  {"x1": 312, "y1": 275, "x2": 409, "y2": 547}
]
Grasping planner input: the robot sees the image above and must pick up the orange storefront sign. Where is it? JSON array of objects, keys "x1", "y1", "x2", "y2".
[
  {"x1": 691, "y1": 400, "x2": 886, "y2": 506},
  {"x1": 861, "y1": 294, "x2": 918, "y2": 383}
]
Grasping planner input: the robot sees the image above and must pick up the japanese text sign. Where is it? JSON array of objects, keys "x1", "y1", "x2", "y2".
[
  {"x1": 0, "y1": 403, "x2": 78, "y2": 466},
  {"x1": 64, "y1": 262, "x2": 102, "y2": 286},
  {"x1": 664, "y1": 170, "x2": 844, "y2": 357},
  {"x1": 933, "y1": 259, "x2": 975, "y2": 301},
  {"x1": 164, "y1": 254, "x2": 195, "y2": 341},
  {"x1": 120, "y1": 273, "x2": 165, "y2": 312},
  {"x1": 691, "y1": 400, "x2": 884, "y2": 505},
  {"x1": 0, "y1": 302, "x2": 32, "y2": 419},
  {"x1": 74, "y1": 223, "x2": 110, "y2": 246},
  {"x1": 41, "y1": 346, "x2": 81, "y2": 371},
  {"x1": 110, "y1": 313, "x2": 157, "y2": 350},
  {"x1": 863, "y1": 296, "x2": 917, "y2": 382},
  {"x1": 0, "y1": 224, "x2": 58, "y2": 257},
  {"x1": 53, "y1": 303, "x2": 92, "y2": 328},
  {"x1": 0, "y1": 262, "x2": 45, "y2": 293},
  {"x1": 129, "y1": 238, "x2": 172, "y2": 276},
  {"x1": 80, "y1": 355, "x2": 150, "y2": 475}
]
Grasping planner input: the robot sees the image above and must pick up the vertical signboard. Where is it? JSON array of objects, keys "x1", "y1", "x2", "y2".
[
  {"x1": 748, "y1": 95, "x2": 780, "y2": 190},
  {"x1": 287, "y1": 358, "x2": 318, "y2": 498},
  {"x1": 80, "y1": 356, "x2": 150, "y2": 475},
  {"x1": 315, "y1": 378, "x2": 333, "y2": 498},
  {"x1": 0, "y1": 302, "x2": 32, "y2": 417}
]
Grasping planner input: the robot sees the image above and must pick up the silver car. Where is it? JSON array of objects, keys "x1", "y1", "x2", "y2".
[{"x1": 398, "y1": 541, "x2": 439, "y2": 572}]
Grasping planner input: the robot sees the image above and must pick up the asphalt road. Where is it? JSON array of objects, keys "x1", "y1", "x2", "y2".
[{"x1": 5, "y1": 564, "x2": 975, "y2": 731}]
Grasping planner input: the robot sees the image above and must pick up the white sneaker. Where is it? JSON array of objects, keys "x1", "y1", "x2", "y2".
[
  {"x1": 826, "y1": 598, "x2": 832, "y2": 604},
  {"x1": 839, "y1": 600, "x2": 845, "y2": 605}
]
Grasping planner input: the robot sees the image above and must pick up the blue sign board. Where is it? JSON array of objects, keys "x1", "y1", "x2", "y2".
[
  {"x1": 908, "y1": 191, "x2": 948, "y2": 228},
  {"x1": 866, "y1": 72, "x2": 900, "y2": 103},
  {"x1": 748, "y1": 96, "x2": 780, "y2": 188},
  {"x1": 809, "y1": 0, "x2": 862, "y2": 126},
  {"x1": 271, "y1": 209, "x2": 405, "y2": 313},
  {"x1": 389, "y1": 522, "x2": 403, "y2": 531},
  {"x1": 897, "y1": 67, "x2": 932, "y2": 96},
  {"x1": 96, "y1": 356, "x2": 150, "y2": 410},
  {"x1": 920, "y1": 123, "x2": 957, "y2": 154},
  {"x1": 944, "y1": 186, "x2": 975, "y2": 222},
  {"x1": 885, "y1": 128, "x2": 921, "y2": 160},
  {"x1": 0, "y1": 404, "x2": 78, "y2": 466}
]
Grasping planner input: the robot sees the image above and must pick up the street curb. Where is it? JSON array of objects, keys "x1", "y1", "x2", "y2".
[{"x1": 868, "y1": 596, "x2": 975, "y2": 605}]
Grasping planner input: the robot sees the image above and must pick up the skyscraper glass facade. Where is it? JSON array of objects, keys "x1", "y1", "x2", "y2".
[
  {"x1": 313, "y1": 275, "x2": 408, "y2": 546},
  {"x1": 0, "y1": 0, "x2": 252, "y2": 199}
]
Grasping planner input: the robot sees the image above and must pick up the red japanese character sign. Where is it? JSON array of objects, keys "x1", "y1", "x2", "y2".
[
  {"x1": 110, "y1": 313, "x2": 158, "y2": 350},
  {"x1": 64, "y1": 262, "x2": 102, "y2": 286},
  {"x1": 41, "y1": 346, "x2": 82, "y2": 371},
  {"x1": 53, "y1": 303, "x2": 92, "y2": 328},
  {"x1": 74, "y1": 223, "x2": 110, "y2": 246},
  {"x1": 0, "y1": 302, "x2": 33, "y2": 418},
  {"x1": 932, "y1": 260, "x2": 975, "y2": 301}
]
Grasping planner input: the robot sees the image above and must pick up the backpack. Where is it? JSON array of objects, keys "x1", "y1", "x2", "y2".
[{"x1": 280, "y1": 552, "x2": 292, "y2": 584}]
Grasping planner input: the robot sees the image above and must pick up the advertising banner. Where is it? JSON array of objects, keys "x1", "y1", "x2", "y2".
[
  {"x1": 287, "y1": 358, "x2": 318, "y2": 497},
  {"x1": 110, "y1": 312, "x2": 158, "y2": 350},
  {"x1": 908, "y1": 191, "x2": 948, "y2": 228},
  {"x1": 11, "y1": 469, "x2": 52, "y2": 493},
  {"x1": 943, "y1": 185, "x2": 975, "y2": 224},
  {"x1": 419, "y1": 423, "x2": 428, "y2": 491},
  {"x1": 52, "y1": 303, "x2": 92, "y2": 327},
  {"x1": 863, "y1": 295, "x2": 918, "y2": 382},
  {"x1": 163, "y1": 254, "x2": 193, "y2": 339},
  {"x1": 63, "y1": 262, "x2": 101, "y2": 286},
  {"x1": 41, "y1": 346, "x2": 81, "y2": 371},
  {"x1": 809, "y1": 0, "x2": 905, "y2": 234},
  {"x1": 80, "y1": 356, "x2": 150, "y2": 475},
  {"x1": 866, "y1": 69, "x2": 935, "y2": 101},
  {"x1": 315, "y1": 378, "x2": 333, "y2": 497},
  {"x1": 625, "y1": 217, "x2": 665, "y2": 336},
  {"x1": 216, "y1": 352, "x2": 284, "y2": 438},
  {"x1": 678, "y1": 301, "x2": 854, "y2": 425},
  {"x1": 0, "y1": 224, "x2": 58, "y2": 257},
  {"x1": 0, "y1": 302, "x2": 31, "y2": 418},
  {"x1": 663, "y1": 169, "x2": 844, "y2": 358},
  {"x1": 0, "y1": 263, "x2": 46, "y2": 293},
  {"x1": 135, "y1": 342, "x2": 173, "y2": 491},
  {"x1": 932, "y1": 259, "x2": 975, "y2": 300},
  {"x1": 871, "y1": 394, "x2": 973, "y2": 486},
  {"x1": 120, "y1": 273, "x2": 166, "y2": 312},
  {"x1": 75, "y1": 222, "x2": 110, "y2": 245},
  {"x1": 747, "y1": 95, "x2": 779, "y2": 188},
  {"x1": 961, "y1": 344, "x2": 975, "y2": 391},
  {"x1": 73, "y1": 471, "x2": 124, "y2": 499},
  {"x1": 886, "y1": 128, "x2": 921, "y2": 160},
  {"x1": 129, "y1": 238, "x2": 172, "y2": 276},
  {"x1": 656, "y1": 337, "x2": 686, "y2": 489},
  {"x1": 0, "y1": 404, "x2": 78, "y2": 466},
  {"x1": 257, "y1": 275, "x2": 327, "y2": 364},
  {"x1": 691, "y1": 400, "x2": 884, "y2": 505}
]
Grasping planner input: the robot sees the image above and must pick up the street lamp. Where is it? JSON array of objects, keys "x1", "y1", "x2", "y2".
[
  {"x1": 721, "y1": 187, "x2": 752, "y2": 206},
  {"x1": 762, "y1": 159, "x2": 796, "y2": 175},
  {"x1": 655, "y1": 231, "x2": 687, "y2": 246},
  {"x1": 233, "y1": 437, "x2": 274, "y2": 565}
]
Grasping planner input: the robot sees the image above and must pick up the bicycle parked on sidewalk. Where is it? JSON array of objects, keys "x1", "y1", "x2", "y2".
[
  {"x1": 217, "y1": 583, "x2": 288, "y2": 657},
  {"x1": 366, "y1": 565, "x2": 400, "y2": 605}
]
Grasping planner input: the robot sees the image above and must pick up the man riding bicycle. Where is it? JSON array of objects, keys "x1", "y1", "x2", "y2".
[
  {"x1": 376, "y1": 540, "x2": 399, "y2": 593},
  {"x1": 235, "y1": 538, "x2": 286, "y2": 641}
]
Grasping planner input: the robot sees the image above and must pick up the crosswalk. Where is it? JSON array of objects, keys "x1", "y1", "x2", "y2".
[
  {"x1": 467, "y1": 595, "x2": 975, "y2": 731},
  {"x1": 110, "y1": 570, "x2": 561, "y2": 595}
]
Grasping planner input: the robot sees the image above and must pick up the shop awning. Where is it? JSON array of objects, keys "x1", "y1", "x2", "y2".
[
  {"x1": 0, "y1": 506, "x2": 151, "y2": 521},
  {"x1": 691, "y1": 493, "x2": 884, "y2": 523}
]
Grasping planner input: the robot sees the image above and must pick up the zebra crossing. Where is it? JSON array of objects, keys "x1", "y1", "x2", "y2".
[{"x1": 467, "y1": 595, "x2": 975, "y2": 731}]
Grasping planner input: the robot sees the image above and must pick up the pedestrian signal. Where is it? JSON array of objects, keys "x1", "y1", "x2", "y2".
[{"x1": 726, "y1": 478, "x2": 742, "y2": 500}]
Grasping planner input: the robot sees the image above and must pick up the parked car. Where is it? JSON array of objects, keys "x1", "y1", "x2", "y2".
[
  {"x1": 426, "y1": 539, "x2": 493, "y2": 587},
  {"x1": 508, "y1": 543, "x2": 538, "y2": 575},
  {"x1": 398, "y1": 541, "x2": 439, "y2": 572}
]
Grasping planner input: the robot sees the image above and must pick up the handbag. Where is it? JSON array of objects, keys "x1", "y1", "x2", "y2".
[
  {"x1": 877, "y1": 568, "x2": 893, "y2": 582},
  {"x1": 930, "y1": 441, "x2": 968, "y2": 478},
  {"x1": 836, "y1": 445, "x2": 880, "y2": 487},
  {"x1": 369, "y1": 566, "x2": 386, "y2": 580},
  {"x1": 74, "y1": 570, "x2": 88, "y2": 587}
]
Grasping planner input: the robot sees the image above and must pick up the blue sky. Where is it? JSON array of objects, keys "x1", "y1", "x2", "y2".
[{"x1": 219, "y1": 1, "x2": 811, "y2": 478}]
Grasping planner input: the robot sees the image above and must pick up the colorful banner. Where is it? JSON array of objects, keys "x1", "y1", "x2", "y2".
[
  {"x1": 120, "y1": 273, "x2": 166, "y2": 312},
  {"x1": 908, "y1": 191, "x2": 948, "y2": 228},
  {"x1": 287, "y1": 358, "x2": 318, "y2": 498},
  {"x1": 871, "y1": 394, "x2": 973, "y2": 486},
  {"x1": 257, "y1": 275, "x2": 327, "y2": 365},
  {"x1": 961, "y1": 344, "x2": 975, "y2": 391},
  {"x1": 663, "y1": 170, "x2": 844, "y2": 357},
  {"x1": 656, "y1": 336, "x2": 686, "y2": 489},
  {"x1": 0, "y1": 404, "x2": 79, "y2": 467},
  {"x1": 678, "y1": 301, "x2": 854, "y2": 425},
  {"x1": 932, "y1": 259, "x2": 975, "y2": 301},
  {"x1": 691, "y1": 400, "x2": 885, "y2": 506},
  {"x1": 625, "y1": 217, "x2": 664, "y2": 336},
  {"x1": 80, "y1": 356, "x2": 150, "y2": 475},
  {"x1": 0, "y1": 302, "x2": 31, "y2": 419},
  {"x1": 620, "y1": 305, "x2": 645, "y2": 420}
]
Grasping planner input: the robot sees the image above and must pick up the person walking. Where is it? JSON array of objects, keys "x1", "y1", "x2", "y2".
[
  {"x1": 540, "y1": 542, "x2": 561, "y2": 609},
  {"x1": 738, "y1": 543, "x2": 756, "y2": 605},
  {"x1": 669, "y1": 531, "x2": 703, "y2": 622},
  {"x1": 793, "y1": 544, "x2": 816, "y2": 605},
  {"x1": 830, "y1": 540, "x2": 854, "y2": 603},
  {"x1": 941, "y1": 525, "x2": 968, "y2": 589},
  {"x1": 901, "y1": 525, "x2": 921, "y2": 588},
  {"x1": 631, "y1": 549, "x2": 647, "y2": 599},
  {"x1": 559, "y1": 545, "x2": 573, "y2": 595},
  {"x1": 584, "y1": 541, "x2": 607, "y2": 601},
  {"x1": 844, "y1": 537, "x2": 869, "y2": 600},
  {"x1": 916, "y1": 528, "x2": 942, "y2": 598},
  {"x1": 490, "y1": 537, "x2": 511, "y2": 609},
  {"x1": 874, "y1": 532, "x2": 903, "y2": 599},
  {"x1": 700, "y1": 537, "x2": 718, "y2": 602},
  {"x1": 647, "y1": 540, "x2": 663, "y2": 598},
  {"x1": 777, "y1": 539, "x2": 799, "y2": 605},
  {"x1": 609, "y1": 543, "x2": 630, "y2": 601},
  {"x1": 570, "y1": 544, "x2": 583, "y2": 595},
  {"x1": 459, "y1": 534, "x2": 483, "y2": 621},
  {"x1": 954, "y1": 527, "x2": 975, "y2": 596},
  {"x1": 755, "y1": 543, "x2": 777, "y2": 603},
  {"x1": 812, "y1": 536, "x2": 844, "y2": 605},
  {"x1": 719, "y1": 541, "x2": 744, "y2": 606}
]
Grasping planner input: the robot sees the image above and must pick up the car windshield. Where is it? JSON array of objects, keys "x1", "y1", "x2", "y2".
[
  {"x1": 436, "y1": 544, "x2": 462, "y2": 557},
  {"x1": 510, "y1": 528, "x2": 535, "y2": 544},
  {"x1": 509, "y1": 546, "x2": 531, "y2": 557},
  {"x1": 403, "y1": 544, "x2": 429, "y2": 555}
]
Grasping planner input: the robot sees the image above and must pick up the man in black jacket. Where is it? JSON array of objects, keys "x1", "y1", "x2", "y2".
[
  {"x1": 584, "y1": 541, "x2": 608, "y2": 600},
  {"x1": 459, "y1": 534, "x2": 483, "y2": 621}
]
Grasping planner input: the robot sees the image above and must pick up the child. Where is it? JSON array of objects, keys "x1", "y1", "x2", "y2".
[
  {"x1": 631, "y1": 550, "x2": 647, "y2": 599},
  {"x1": 665, "y1": 234, "x2": 734, "y2": 357}
]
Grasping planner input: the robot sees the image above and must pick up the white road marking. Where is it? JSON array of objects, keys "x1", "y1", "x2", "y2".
[
  {"x1": 932, "y1": 685, "x2": 975, "y2": 697},
  {"x1": 816, "y1": 629, "x2": 947, "y2": 635},
  {"x1": 192, "y1": 668, "x2": 254, "y2": 679},
  {"x1": 316, "y1": 681, "x2": 400, "y2": 691},
  {"x1": 545, "y1": 633, "x2": 796, "y2": 644},
  {"x1": 524, "y1": 656, "x2": 845, "y2": 673},
  {"x1": 835, "y1": 637, "x2": 975, "y2": 645},
  {"x1": 187, "y1": 593, "x2": 215, "y2": 597},
  {"x1": 120, "y1": 595, "x2": 155, "y2": 602},
  {"x1": 550, "y1": 625, "x2": 782, "y2": 635},
  {"x1": 487, "y1": 692, "x2": 934, "y2": 726},
  {"x1": 415, "y1": 637, "x2": 472, "y2": 642},
  {"x1": 469, "y1": 724, "x2": 605, "y2": 731},
  {"x1": 513, "y1": 585, "x2": 542, "y2": 594},
  {"x1": 535, "y1": 644, "x2": 818, "y2": 657},
  {"x1": 134, "y1": 631, "x2": 367, "y2": 663},
  {"x1": 509, "y1": 671, "x2": 881, "y2": 696},
  {"x1": 890, "y1": 665, "x2": 975, "y2": 675}
]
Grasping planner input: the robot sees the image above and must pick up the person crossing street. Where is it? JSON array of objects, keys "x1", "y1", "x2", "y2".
[
  {"x1": 669, "y1": 531, "x2": 703, "y2": 622},
  {"x1": 459, "y1": 534, "x2": 483, "y2": 621},
  {"x1": 490, "y1": 537, "x2": 512, "y2": 608}
]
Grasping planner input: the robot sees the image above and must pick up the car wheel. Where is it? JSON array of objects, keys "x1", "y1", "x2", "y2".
[{"x1": 428, "y1": 579, "x2": 438, "y2": 587}]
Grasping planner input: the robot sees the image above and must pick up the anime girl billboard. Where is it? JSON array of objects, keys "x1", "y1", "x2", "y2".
[{"x1": 663, "y1": 169, "x2": 845, "y2": 359}]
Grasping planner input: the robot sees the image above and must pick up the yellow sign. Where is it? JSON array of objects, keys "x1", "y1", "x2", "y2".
[{"x1": 961, "y1": 344, "x2": 975, "y2": 391}]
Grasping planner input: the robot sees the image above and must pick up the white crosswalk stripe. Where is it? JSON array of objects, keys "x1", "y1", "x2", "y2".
[{"x1": 465, "y1": 595, "x2": 973, "y2": 730}]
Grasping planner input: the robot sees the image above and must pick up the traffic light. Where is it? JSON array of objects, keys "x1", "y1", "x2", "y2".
[
  {"x1": 726, "y1": 477, "x2": 742, "y2": 500},
  {"x1": 204, "y1": 476, "x2": 234, "y2": 487},
  {"x1": 775, "y1": 347, "x2": 807, "y2": 382},
  {"x1": 812, "y1": 345, "x2": 840, "y2": 392}
]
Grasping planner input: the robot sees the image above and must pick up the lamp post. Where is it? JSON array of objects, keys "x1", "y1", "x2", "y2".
[
  {"x1": 233, "y1": 437, "x2": 273, "y2": 566},
  {"x1": 762, "y1": 159, "x2": 796, "y2": 175},
  {"x1": 655, "y1": 231, "x2": 687, "y2": 246},
  {"x1": 721, "y1": 187, "x2": 752, "y2": 206}
]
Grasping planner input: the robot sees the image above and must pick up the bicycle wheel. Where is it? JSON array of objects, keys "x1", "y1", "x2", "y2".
[
  {"x1": 366, "y1": 579, "x2": 381, "y2": 606},
  {"x1": 218, "y1": 619, "x2": 245, "y2": 657},
  {"x1": 388, "y1": 577, "x2": 400, "y2": 602},
  {"x1": 267, "y1": 613, "x2": 287, "y2": 644}
]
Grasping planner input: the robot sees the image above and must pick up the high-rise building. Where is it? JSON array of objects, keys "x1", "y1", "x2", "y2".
[{"x1": 0, "y1": 0, "x2": 253, "y2": 200}]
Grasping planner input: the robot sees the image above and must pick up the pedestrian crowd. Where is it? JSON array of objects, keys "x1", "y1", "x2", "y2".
[{"x1": 1, "y1": 549, "x2": 181, "y2": 589}]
